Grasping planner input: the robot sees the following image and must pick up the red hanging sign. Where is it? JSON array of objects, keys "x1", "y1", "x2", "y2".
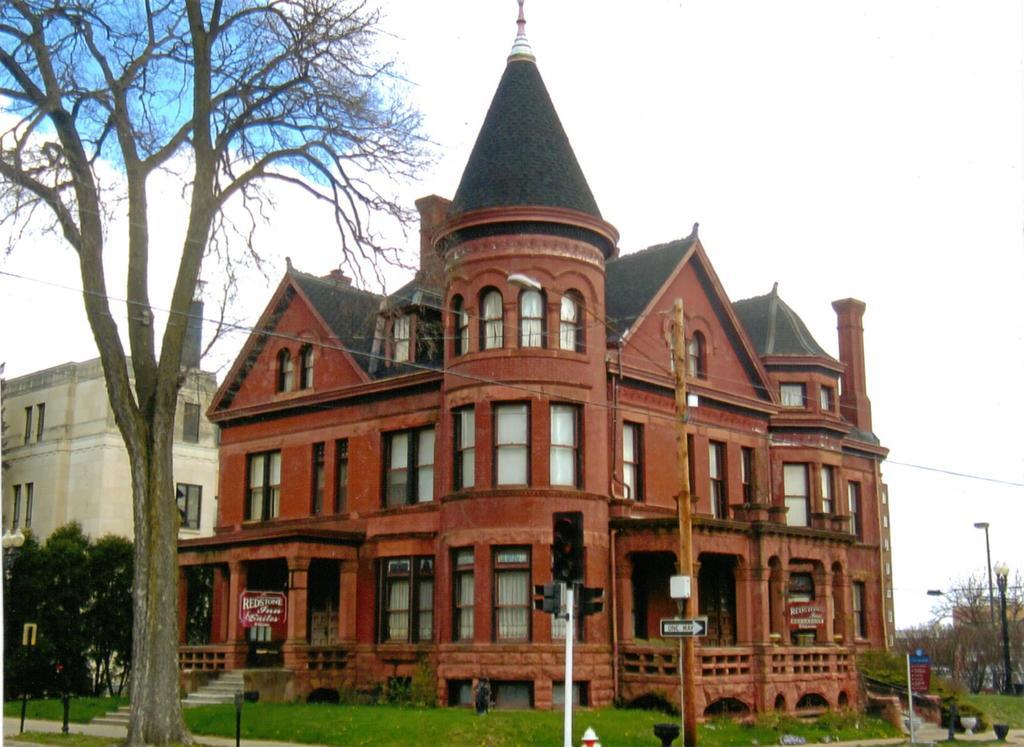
[{"x1": 239, "y1": 591, "x2": 287, "y2": 627}]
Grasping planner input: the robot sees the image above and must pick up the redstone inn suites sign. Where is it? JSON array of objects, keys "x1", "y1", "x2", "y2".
[{"x1": 239, "y1": 591, "x2": 287, "y2": 627}]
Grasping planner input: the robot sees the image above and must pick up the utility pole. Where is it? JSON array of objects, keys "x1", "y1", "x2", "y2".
[{"x1": 671, "y1": 299, "x2": 698, "y2": 746}]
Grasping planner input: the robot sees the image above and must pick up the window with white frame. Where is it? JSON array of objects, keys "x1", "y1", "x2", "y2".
[
  {"x1": 176, "y1": 483, "x2": 202, "y2": 530},
  {"x1": 519, "y1": 290, "x2": 544, "y2": 347},
  {"x1": 481, "y1": 290, "x2": 503, "y2": 350},
  {"x1": 453, "y1": 296, "x2": 469, "y2": 355},
  {"x1": 300, "y1": 345, "x2": 315, "y2": 388},
  {"x1": 819, "y1": 385, "x2": 834, "y2": 412},
  {"x1": 277, "y1": 349, "x2": 293, "y2": 392},
  {"x1": 385, "y1": 427, "x2": 435, "y2": 506},
  {"x1": 783, "y1": 463, "x2": 810, "y2": 527},
  {"x1": 452, "y1": 548, "x2": 474, "y2": 642},
  {"x1": 780, "y1": 383, "x2": 805, "y2": 407},
  {"x1": 392, "y1": 316, "x2": 411, "y2": 362},
  {"x1": 848, "y1": 481, "x2": 862, "y2": 539},
  {"x1": 559, "y1": 293, "x2": 583, "y2": 352},
  {"x1": 247, "y1": 451, "x2": 281, "y2": 521},
  {"x1": 740, "y1": 447, "x2": 754, "y2": 503},
  {"x1": 820, "y1": 465, "x2": 835, "y2": 514},
  {"x1": 852, "y1": 581, "x2": 867, "y2": 639},
  {"x1": 311, "y1": 442, "x2": 326, "y2": 514},
  {"x1": 494, "y1": 404, "x2": 529, "y2": 485},
  {"x1": 379, "y1": 556, "x2": 434, "y2": 643},
  {"x1": 493, "y1": 548, "x2": 530, "y2": 641},
  {"x1": 623, "y1": 422, "x2": 643, "y2": 501},
  {"x1": 550, "y1": 404, "x2": 580, "y2": 488},
  {"x1": 453, "y1": 407, "x2": 475, "y2": 490}
]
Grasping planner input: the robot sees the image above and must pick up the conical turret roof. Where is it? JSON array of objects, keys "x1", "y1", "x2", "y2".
[{"x1": 450, "y1": 56, "x2": 602, "y2": 220}]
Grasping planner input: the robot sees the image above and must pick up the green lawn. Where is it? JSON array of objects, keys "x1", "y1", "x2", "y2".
[
  {"x1": 4, "y1": 698, "x2": 902, "y2": 746},
  {"x1": 184, "y1": 703, "x2": 899, "y2": 747},
  {"x1": 2, "y1": 697, "x2": 127, "y2": 724},
  {"x1": 959, "y1": 693, "x2": 1024, "y2": 728}
]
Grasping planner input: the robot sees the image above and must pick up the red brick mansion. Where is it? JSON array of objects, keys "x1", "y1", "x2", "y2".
[{"x1": 178, "y1": 9, "x2": 893, "y2": 716}]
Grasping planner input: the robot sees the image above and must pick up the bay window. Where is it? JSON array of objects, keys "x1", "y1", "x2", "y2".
[
  {"x1": 379, "y1": 556, "x2": 434, "y2": 643},
  {"x1": 783, "y1": 463, "x2": 809, "y2": 527},
  {"x1": 519, "y1": 289, "x2": 544, "y2": 347},
  {"x1": 623, "y1": 422, "x2": 643, "y2": 501},
  {"x1": 493, "y1": 548, "x2": 530, "y2": 641},
  {"x1": 385, "y1": 427, "x2": 435, "y2": 506},
  {"x1": 454, "y1": 407, "x2": 475, "y2": 490}
]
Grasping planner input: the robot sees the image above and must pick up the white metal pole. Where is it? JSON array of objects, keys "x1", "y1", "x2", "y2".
[
  {"x1": 906, "y1": 653, "x2": 916, "y2": 744},
  {"x1": 564, "y1": 584, "x2": 574, "y2": 747}
]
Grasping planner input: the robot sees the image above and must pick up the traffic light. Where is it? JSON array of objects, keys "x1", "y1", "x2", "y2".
[
  {"x1": 581, "y1": 586, "x2": 604, "y2": 616},
  {"x1": 551, "y1": 511, "x2": 583, "y2": 583},
  {"x1": 534, "y1": 583, "x2": 562, "y2": 615}
]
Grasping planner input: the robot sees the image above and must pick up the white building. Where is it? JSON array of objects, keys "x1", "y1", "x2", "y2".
[{"x1": 2, "y1": 357, "x2": 219, "y2": 540}]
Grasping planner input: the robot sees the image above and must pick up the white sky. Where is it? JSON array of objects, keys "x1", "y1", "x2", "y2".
[{"x1": 2, "y1": 1, "x2": 1023, "y2": 629}]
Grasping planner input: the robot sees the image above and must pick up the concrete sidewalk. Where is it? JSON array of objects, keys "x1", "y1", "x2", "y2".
[{"x1": 4, "y1": 716, "x2": 320, "y2": 747}]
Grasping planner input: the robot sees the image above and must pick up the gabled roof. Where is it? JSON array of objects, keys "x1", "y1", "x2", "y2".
[
  {"x1": 290, "y1": 271, "x2": 382, "y2": 374},
  {"x1": 732, "y1": 284, "x2": 836, "y2": 361},
  {"x1": 450, "y1": 57, "x2": 601, "y2": 219},
  {"x1": 605, "y1": 234, "x2": 697, "y2": 339}
]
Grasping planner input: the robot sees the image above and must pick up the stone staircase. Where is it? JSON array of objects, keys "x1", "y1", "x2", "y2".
[
  {"x1": 92, "y1": 670, "x2": 246, "y2": 725},
  {"x1": 181, "y1": 669, "x2": 246, "y2": 707}
]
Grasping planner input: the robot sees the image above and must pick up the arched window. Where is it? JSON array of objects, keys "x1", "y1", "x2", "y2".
[
  {"x1": 453, "y1": 295, "x2": 469, "y2": 356},
  {"x1": 519, "y1": 289, "x2": 545, "y2": 347},
  {"x1": 277, "y1": 349, "x2": 293, "y2": 392},
  {"x1": 480, "y1": 289, "x2": 503, "y2": 350},
  {"x1": 299, "y1": 345, "x2": 314, "y2": 389},
  {"x1": 687, "y1": 332, "x2": 706, "y2": 378},
  {"x1": 559, "y1": 292, "x2": 583, "y2": 352}
]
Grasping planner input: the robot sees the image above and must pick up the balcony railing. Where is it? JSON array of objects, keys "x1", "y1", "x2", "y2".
[
  {"x1": 620, "y1": 642, "x2": 852, "y2": 682},
  {"x1": 179, "y1": 645, "x2": 229, "y2": 671}
]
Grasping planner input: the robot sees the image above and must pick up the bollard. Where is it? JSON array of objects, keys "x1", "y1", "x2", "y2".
[
  {"x1": 61, "y1": 693, "x2": 70, "y2": 734},
  {"x1": 20, "y1": 692, "x2": 28, "y2": 734},
  {"x1": 947, "y1": 702, "x2": 957, "y2": 741},
  {"x1": 654, "y1": 722, "x2": 680, "y2": 747}
]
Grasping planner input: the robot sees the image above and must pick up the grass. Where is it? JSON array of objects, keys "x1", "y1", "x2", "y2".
[
  {"x1": 8, "y1": 734, "x2": 119, "y2": 747},
  {"x1": 3, "y1": 698, "x2": 903, "y2": 746},
  {"x1": 2, "y1": 697, "x2": 127, "y2": 724},
  {"x1": 183, "y1": 703, "x2": 900, "y2": 746},
  {"x1": 960, "y1": 692, "x2": 1024, "y2": 728}
]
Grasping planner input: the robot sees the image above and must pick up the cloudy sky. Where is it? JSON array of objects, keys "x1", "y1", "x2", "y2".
[{"x1": 2, "y1": 1, "x2": 1023, "y2": 628}]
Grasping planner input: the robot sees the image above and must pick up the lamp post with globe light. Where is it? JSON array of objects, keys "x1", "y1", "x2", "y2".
[{"x1": 2, "y1": 527, "x2": 26, "y2": 576}]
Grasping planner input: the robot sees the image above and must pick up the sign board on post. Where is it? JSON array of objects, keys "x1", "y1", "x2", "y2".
[
  {"x1": 660, "y1": 617, "x2": 708, "y2": 638},
  {"x1": 909, "y1": 650, "x2": 931, "y2": 692},
  {"x1": 239, "y1": 591, "x2": 287, "y2": 628}
]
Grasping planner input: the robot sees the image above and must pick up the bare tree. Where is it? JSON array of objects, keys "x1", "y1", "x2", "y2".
[
  {"x1": 919, "y1": 574, "x2": 1024, "y2": 693},
  {"x1": 0, "y1": 1, "x2": 425, "y2": 743}
]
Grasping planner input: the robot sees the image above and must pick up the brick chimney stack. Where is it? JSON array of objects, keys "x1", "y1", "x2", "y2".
[
  {"x1": 415, "y1": 194, "x2": 451, "y2": 289},
  {"x1": 832, "y1": 298, "x2": 872, "y2": 433}
]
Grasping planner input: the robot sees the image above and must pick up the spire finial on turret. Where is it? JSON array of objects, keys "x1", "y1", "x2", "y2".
[{"x1": 509, "y1": 0, "x2": 535, "y2": 61}]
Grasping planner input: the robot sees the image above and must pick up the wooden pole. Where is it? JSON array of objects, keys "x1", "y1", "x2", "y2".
[{"x1": 671, "y1": 299, "x2": 698, "y2": 746}]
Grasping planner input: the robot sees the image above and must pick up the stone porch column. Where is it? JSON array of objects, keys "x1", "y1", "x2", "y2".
[
  {"x1": 616, "y1": 553, "x2": 634, "y2": 644},
  {"x1": 733, "y1": 564, "x2": 760, "y2": 645},
  {"x1": 225, "y1": 560, "x2": 248, "y2": 668},
  {"x1": 339, "y1": 559, "x2": 358, "y2": 641},
  {"x1": 283, "y1": 557, "x2": 311, "y2": 669}
]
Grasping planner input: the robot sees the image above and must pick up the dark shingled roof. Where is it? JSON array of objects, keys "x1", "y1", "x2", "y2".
[
  {"x1": 291, "y1": 271, "x2": 382, "y2": 374},
  {"x1": 605, "y1": 236, "x2": 696, "y2": 338},
  {"x1": 450, "y1": 58, "x2": 601, "y2": 219},
  {"x1": 732, "y1": 285, "x2": 835, "y2": 360}
]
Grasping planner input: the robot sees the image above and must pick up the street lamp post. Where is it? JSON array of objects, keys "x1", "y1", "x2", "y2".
[
  {"x1": 975, "y1": 522, "x2": 995, "y2": 624},
  {"x1": 994, "y1": 562, "x2": 1013, "y2": 695},
  {"x1": 2, "y1": 527, "x2": 26, "y2": 575}
]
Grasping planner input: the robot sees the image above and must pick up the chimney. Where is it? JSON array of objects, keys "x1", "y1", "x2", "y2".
[
  {"x1": 324, "y1": 268, "x2": 352, "y2": 286},
  {"x1": 832, "y1": 298, "x2": 872, "y2": 433},
  {"x1": 415, "y1": 194, "x2": 451, "y2": 289},
  {"x1": 182, "y1": 300, "x2": 203, "y2": 369}
]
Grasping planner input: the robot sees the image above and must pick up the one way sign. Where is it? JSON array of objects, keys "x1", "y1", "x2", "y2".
[{"x1": 660, "y1": 616, "x2": 708, "y2": 638}]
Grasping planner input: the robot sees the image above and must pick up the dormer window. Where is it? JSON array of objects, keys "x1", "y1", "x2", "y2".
[
  {"x1": 780, "y1": 383, "x2": 805, "y2": 407},
  {"x1": 299, "y1": 345, "x2": 314, "y2": 389},
  {"x1": 277, "y1": 349, "x2": 293, "y2": 392},
  {"x1": 453, "y1": 296, "x2": 469, "y2": 356},
  {"x1": 519, "y1": 289, "x2": 545, "y2": 347},
  {"x1": 481, "y1": 289, "x2": 503, "y2": 350},
  {"x1": 559, "y1": 292, "x2": 583, "y2": 352},
  {"x1": 687, "y1": 332, "x2": 706, "y2": 378},
  {"x1": 393, "y1": 315, "x2": 411, "y2": 362}
]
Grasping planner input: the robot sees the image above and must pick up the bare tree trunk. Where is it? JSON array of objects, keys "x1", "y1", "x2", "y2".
[{"x1": 126, "y1": 414, "x2": 190, "y2": 745}]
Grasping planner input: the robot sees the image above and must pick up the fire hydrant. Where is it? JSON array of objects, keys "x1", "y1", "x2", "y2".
[{"x1": 581, "y1": 726, "x2": 601, "y2": 747}]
